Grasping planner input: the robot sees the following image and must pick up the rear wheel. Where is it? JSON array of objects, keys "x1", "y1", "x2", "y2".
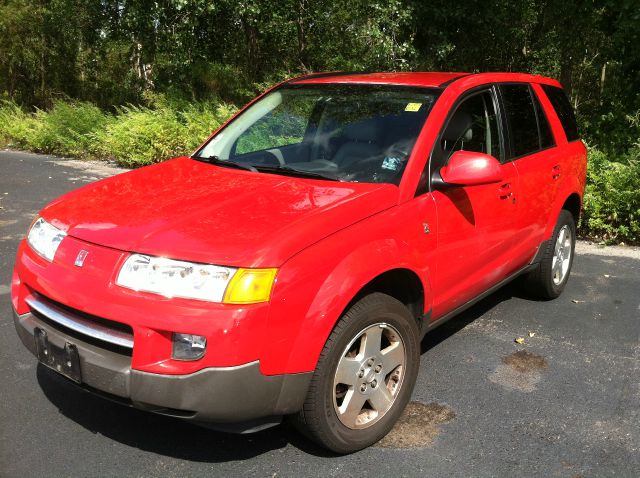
[
  {"x1": 523, "y1": 209, "x2": 576, "y2": 299},
  {"x1": 293, "y1": 293, "x2": 420, "y2": 453}
]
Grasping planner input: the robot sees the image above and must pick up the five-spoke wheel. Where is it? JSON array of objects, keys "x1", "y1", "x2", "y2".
[
  {"x1": 293, "y1": 293, "x2": 420, "y2": 453},
  {"x1": 522, "y1": 209, "x2": 576, "y2": 299},
  {"x1": 552, "y1": 225, "x2": 572, "y2": 285},
  {"x1": 333, "y1": 323, "x2": 406, "y2": 429}
]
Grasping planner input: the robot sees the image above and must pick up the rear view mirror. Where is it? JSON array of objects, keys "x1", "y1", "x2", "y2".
[{"x1": 439, "y1": 150, "x2": 503, "y2": 186}]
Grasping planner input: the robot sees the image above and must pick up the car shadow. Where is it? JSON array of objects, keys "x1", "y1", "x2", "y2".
[
  {"x1": 37, "y1": 279, "x2": 527, "y2": 462},
  {"x1": 420, "y1": 279, "x2": 526, "y2": 354},
  {"x1": 36, "y1": 365, "x2": 336, "y2": 461}
]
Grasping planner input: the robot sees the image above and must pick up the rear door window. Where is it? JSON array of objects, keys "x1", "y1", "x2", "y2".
[
  {"x1": 532, "y1": 90, "x2": 555, "y2": 149},
  {"x1": 541, "y1": 84, "x2": 580, "y2": 141},
  {"x1": 499, "y1": 84, "x2": 540, "y2": 158}
]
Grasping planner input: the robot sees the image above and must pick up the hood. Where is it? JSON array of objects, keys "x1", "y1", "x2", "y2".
[{"x1": 41, "y1": 157, "x2": 398, "y2": 267}]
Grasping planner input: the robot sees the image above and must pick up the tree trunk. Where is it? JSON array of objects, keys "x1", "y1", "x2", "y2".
[
  {"x1": 559, "y1": 47, "x2": 573, "y2": 98},
  {"x1": 8, "y1": 60, "x2": 15, "y2": 99},
  {"x1": 243, "y1": 18, "x2": 260, "y2": 79},
  {"x1": 296, "y1": 0, "x2": 308, "y2": 70},
  {"x1": 40, "y1": 38, "x2": 46, "y2": 100},
  {"x1": 600, "y1": 62, "x2": 607, "y2": 105}
]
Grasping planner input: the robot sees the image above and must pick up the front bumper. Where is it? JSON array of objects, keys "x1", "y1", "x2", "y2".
[{"x1": 13, "y1": 307, "x2": 311, "y2": 426}]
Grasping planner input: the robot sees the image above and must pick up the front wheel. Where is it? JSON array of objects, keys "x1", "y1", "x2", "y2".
[
  {"x1": 293, "y1": 293, "x2": 420, "y2": 453},
  {"x1": 523, "y1": 209, "x2": 576, "y2": 299}
]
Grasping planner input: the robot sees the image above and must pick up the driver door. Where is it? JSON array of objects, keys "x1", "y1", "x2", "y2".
[{"x1": 430, "y1": 87, "x2": 521, "y2": 317}]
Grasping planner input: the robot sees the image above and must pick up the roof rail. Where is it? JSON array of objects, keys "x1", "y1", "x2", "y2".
[
  {"x1": 286, "y1": 71, "x2": 371, "y2": 83},
  {"x1": 438, "y1": 74, "x2": 472, "y2": 88}
]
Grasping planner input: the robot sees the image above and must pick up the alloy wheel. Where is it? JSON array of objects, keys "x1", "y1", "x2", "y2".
[
  {"x1": 552, "y1": 225, "x2": 572, "y2": 285},
  {"x1": 332, "y1": 323, "x2": 406, "y2": 429}
]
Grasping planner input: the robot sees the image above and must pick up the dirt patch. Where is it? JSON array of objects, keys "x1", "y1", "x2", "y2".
[
  {"x1": 377, "y1": 401, "x2": 455, "y2": 449},
  {"x1": 503, "y1": 350, "x2": 547, "y2": 373},
  {"x1": 489, "y1": 350, "x2": 548, "y2": 392}
]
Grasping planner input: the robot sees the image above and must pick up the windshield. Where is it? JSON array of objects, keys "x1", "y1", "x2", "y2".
[{"x1": 194, "y1": 84, "x2": 439, "y2": 184}]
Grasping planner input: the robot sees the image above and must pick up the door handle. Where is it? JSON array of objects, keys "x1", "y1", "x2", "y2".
[
  {"x1": 498, "y1": 183, "x2": 512, "y2": 199},
  {"x1": 551, "y1": 164, "x2": 561, "y2": 180}
]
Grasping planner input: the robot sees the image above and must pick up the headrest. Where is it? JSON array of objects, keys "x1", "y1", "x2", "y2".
[
  {"x1": 443, "y1": 111, "x2": 473, "y2": 142},
  {"x1": 343, "y1": 120, "x2": 378, "y2": 142}
]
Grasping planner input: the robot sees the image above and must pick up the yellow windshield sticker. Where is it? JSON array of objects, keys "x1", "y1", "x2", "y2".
[{"x1": 405, "y1": 102, "x2": 422, "y2": 112}]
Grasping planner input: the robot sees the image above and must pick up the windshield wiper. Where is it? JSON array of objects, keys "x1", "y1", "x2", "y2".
[
  {"x1": 193, "y1": 155, "x2": 258, "y2": 172},
  {"x1": 193, "y1": 156, "x2": 341, "y2": 181},
  {"x1": 255, "y1": 165, "x2": 343, "y2": 182}
]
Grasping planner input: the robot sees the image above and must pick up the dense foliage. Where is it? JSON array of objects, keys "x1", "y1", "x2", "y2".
[
  {"x1": 0, "y1": 0, "x2": 638, "y2": 242},
  {"x1": 0, "y1": 96, "x2": 236, "y2": 166}
]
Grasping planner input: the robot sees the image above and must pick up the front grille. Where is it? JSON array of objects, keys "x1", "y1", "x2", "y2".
[{"x1": 27, "y1": 293, "x2": 134, "y2": 356}]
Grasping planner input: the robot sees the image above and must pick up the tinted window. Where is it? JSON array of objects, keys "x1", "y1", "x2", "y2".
[
  {"x1": 500, "y1": 84, "x2": 540, "y2": 158},
  {"x1": 441, "y1": 90, "x2": 501, "y2": 162},
  {"x1": 542, "y1": 84, "x2": 580, "y2": 141},
  {"x1": 532, "y1": 90, "x2": 555, "y2": 149}
]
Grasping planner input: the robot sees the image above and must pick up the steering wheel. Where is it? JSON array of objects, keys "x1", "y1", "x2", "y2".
[{"x1": 264, "y1": 149, "x2": 286, "y2": 167}]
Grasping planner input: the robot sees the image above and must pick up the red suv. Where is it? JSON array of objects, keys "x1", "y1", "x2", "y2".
[{"x1": 12, "y1": 72, "x2": 586, "y2": 453}]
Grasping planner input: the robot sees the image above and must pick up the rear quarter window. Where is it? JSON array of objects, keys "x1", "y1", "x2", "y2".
[{"x1": 541, "y1": 84, "x2": 580, "y2": 141}]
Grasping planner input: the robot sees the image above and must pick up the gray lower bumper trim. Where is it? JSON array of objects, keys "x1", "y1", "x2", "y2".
[
  {"x1": 130, "y1": 364, "x2": 312, "y2": 422},
  {"x1": 13, "y1": 308, "x2": 312, "y2": 423}
]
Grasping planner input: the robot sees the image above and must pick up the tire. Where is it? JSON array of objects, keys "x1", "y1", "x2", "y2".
[
  {"x1": 522, "y1": 209, "x2": 576, "y2": 299},
  {"x1": 292, "y1": 292, "x2": 420, "y2": 454}
]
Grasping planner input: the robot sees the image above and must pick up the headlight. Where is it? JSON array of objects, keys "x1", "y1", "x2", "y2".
[
  {"x1": 117, "y1": 254, "x2": 236, "y2": 302},
  {"x1": 27, "y1": 217, "x2": 66, "y2": 261},
  {"x1": 116, "y1": 253, "x2": 277, "y2": 304}
]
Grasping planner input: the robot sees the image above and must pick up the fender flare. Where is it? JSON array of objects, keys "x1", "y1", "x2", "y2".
[
  {"x1": 261, "y1": 237, "x2": 433, "y2": 375},
  {"x1": 543, "y1": 181, "x2": 583, "y2": 240}
]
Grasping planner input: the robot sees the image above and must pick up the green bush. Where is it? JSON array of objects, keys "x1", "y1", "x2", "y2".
[
  {"x1": 0, "y1": 100, "x2": 111, "y2": 157},
  {"x1": 180, "y1": 101, "x2": 238, "y2": 152},
  {"x1": 90, "y1": 100, "x2": 237, "y2": 166},
  {"x1": 90, "y1": 105, "x2": 186, "y2": 166},
  {"x1": 33, "y1": 101, "x2": 112, "y2": 157},
  {"x1": 0, "y1": 100, "x2": 42, "y2": 147},
  {"x1": 0, "y1": 98, "x2": 236, "y2": 166},
  {"x1": 581, "y1": 146, "x2": 640, "y2": 244}
]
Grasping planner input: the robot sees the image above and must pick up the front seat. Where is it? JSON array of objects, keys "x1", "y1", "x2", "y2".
[
  {"x1": 332, "y1": 121, "x2": 380, "y2": 169},
  {"x1": 442, "y1": 111, "x2": 473, "y2": 158}
]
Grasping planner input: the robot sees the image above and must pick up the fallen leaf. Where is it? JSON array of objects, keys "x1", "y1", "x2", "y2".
[
  {"x1": 528, "y1": 331, "x2": 535, "y2": 338},
  {"x1": 515, "y1": 337, "x2": 525, "y2": 344}
]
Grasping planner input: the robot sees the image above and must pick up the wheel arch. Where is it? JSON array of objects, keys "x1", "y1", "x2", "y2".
[
  {"x1": 262, "y1": 238, "x2": 433, "y2": 375},
  {"x1": 544, "y1": 189, "x2": 583, "y2": 240},
  {"x1": 562, "y1": 192, "x2": 581, "y2": 225},
  {"x1": 344, "y1": 268, "x2": 426, "y2": 330}
]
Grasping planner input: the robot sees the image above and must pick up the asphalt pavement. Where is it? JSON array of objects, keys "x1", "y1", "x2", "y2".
[{"x1": 1, "y1": 150, "x2": 638, "y2": 477}]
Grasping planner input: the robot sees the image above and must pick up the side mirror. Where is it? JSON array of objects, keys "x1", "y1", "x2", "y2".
[{"x1": 439, "y1": 150, "x2": 503, "y2": 186}]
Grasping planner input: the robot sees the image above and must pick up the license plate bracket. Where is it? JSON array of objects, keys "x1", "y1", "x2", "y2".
[{"x1": 34, "y1": 327, "x2": 82, "y2": 383}]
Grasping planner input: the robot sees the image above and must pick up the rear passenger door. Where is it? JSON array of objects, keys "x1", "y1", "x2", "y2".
[{"x1": 498, "y1": 83, "x2": 560, "y2": 265}]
